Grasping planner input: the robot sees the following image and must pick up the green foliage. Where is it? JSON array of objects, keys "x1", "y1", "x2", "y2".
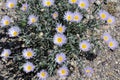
[{"x1": 0, "y1": 0, "x2": 108, "y2": 79}]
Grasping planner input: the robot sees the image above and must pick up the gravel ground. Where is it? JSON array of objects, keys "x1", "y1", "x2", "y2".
[
  {"x1": 0, "y1": 0, "x2": 120, "y2": 80},
  {"x1": 48, "y1": 0, "x2": 120, "y2": 79}
]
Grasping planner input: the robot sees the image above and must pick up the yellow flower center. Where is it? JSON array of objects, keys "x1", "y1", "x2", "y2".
[
  {"x1": 4, "y1": 53, "x2": 9, "y2": 57},
  {"x1": 57, "y1": 27, "x2": 63, "y2": 33},
  {"x1": 67, "y1": 15, "x2": 72, "y2": 21},
  {"x1": 9, "y1": 3, "x2": 15, "y2": 8},
  {"x1": 86, "y1": 69, "x2": 91, "y2": 73},
  {"x1": 26, "y1": 51, "x2": 32, "y2": 57},
  {"x1": 46, "y1": 1, "x2": 51, "y2": 6},
  {"x1": 82, "y1": 44, "x2": 87, "y2": 49},
  {"x1": 79, "y1": 2, "x2": 86, "y2": 8},
  {"x1": 74, "y1": 15, "x2": 79, "y2": 21},
  {"x1": 58, "y1": 56, "x2": 63, "y2": 62},
  {"x1": 57, "y1": 37, "x2": 63, "y2": 43},
  {"x1": 103, "y1": 36, "x2": 108, "y2": 41},
  {"x1": 53, "y1": 13, "x2": 58, "y2": 18},
  {"x1": 109, "y1": 42, "x2": 114, "y2": 47},
  {"x1": 31, "y1": 18, "x2": 36, "y2": 23},
  {"x1": 107, "y1": 18, "x2": 112, "y2": 23},
  {"x1": 61, "y1": 69, "x2": 66, "y2": 75},
  {"x1": 71, "y1": 0, "x2": 77, "y2": 3},
  {"x1": 4, "y1": 20, "x2": 10, "y2": 25},
  {"x1": 23, "y1": 6, "x2": 27, "y2": 11},
  {"x1": 101, "y1": 13, "x2": 106, "y2": 19},
  {"x1": 40, "y1": 72, "x2": 46, "y2": 78},
  {"x1": 13, "y1": 31, "x2": 18, "y2": 36},
  {"x1": 27, "y1": 65, "x2": 32, "y2": 71}
]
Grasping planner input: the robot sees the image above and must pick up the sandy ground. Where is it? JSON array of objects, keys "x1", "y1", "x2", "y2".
[{"x1": 0, "y1": 0, "x2": 120, "y2": 80}]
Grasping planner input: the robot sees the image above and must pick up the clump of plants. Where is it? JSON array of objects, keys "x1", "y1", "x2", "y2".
[{"x1": 0, "y1": 0, "x2": 118, "y2": 79}]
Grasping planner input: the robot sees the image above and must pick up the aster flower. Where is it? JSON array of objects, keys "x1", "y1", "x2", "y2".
[
  {"x1": 64, "y1": 11, "x2": 73, "y2": 22},
  {"x1": 57, "y1": 66, "x2": 69, "y2": 78},
  {"x1": 28, "y1": 14, "x2": 38, "y2": 25},
  {"x1": 79, "y1": 40, "x2": 91, "y2": 52},
  {"x1": 84, "y1": 66, "x2": 94, "y2": 77},
  {"x1": 42, "y1": 0, "x2": 54, "y2": 7},
  {"x1": 0, "y1": 16, "x2": 11, "y2": 27},
  {"x1": 68, "y1": 0, "x2": 78, "y2": 4},
  {"x1": 98, "y1": 10, "x2": 109, "y2": 20},
  {"x1": 6, "y1": 0, "x2": 17, "y2": 9},
  {"x1": 21, "y1": 3, "x2": 28, "y2": 11},
  {"x1": 55, "y1": 53, "x2": 66, "y2": 64},
  {"x1": 107, "y1": 15, "x2": 115, "y2": 25},
  {"x1": 73, "y1": 12, "x2": 83, "y2": 22},
  {"x1": 101, "y1": 32, "x2": 112, "y2": 42},
  {"x1": 23, "y1": 62, "x2": 35, "y2": 73},
  {"x1": 1, "y1": 49, "x2": 11, "y2": 58},
  {"x1": 37, "y1": 70, "x2": 48, "y2": 80},
  {"x1": 8, "y1": 26, "x2": 21, "y2": 37},
  {"x1": 22, "y1": 48, "x2": 35, "y2": 59},
  {"x1": 108, "y1": 39, "x2": 118, "y2": 50},
  {"x1": 52, "y1": 11, "x2": 58, "y2": 19},
  {"x1": 56, "y1": 23, "x2": 66, "y2": 33},
  {"x1": 53, "y1": 33, "x2": 67, "y2": 47},
  {"x1": 78, "y1": 0, "x2": 89, "y2": 10}
]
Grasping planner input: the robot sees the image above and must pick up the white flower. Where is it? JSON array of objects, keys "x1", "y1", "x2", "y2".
[
  {"x1": 0, "y1": 16, "x2": 11, "y2": 27},
  {"x1": 84, "y1": 66, "x2": 94, "y2": 77},
  {"x1": 108, "y1": 39, "x2": 118, "y2": 50},
  {"x1": 107, "y1": 15, "x2": 115, "y2": 25},
  {"x1": 8, "y1": 26, "x2": 21, "y2": 37},
  {"x1": 55, "y1": 53, "x2": 66, "y2": 64},
  {"x1": 22, "y1": 48, "x2": 35, "y2": 59},
  {"x1": 21, "y1": 3, "x2": 28, "y2": 11},
  {"x1": 78, "y1": 0, "x2": 89, "y2": 10},
  {"x1": 79, "y1": 40, "x2": 91, "y2": 51},
  {"x1": 73, "y1": 12, "x2": 83, "y2": 22},
  {"x1": 1, "y1": 49, "x2": 11, "y2": 58},
  {"x1": 64, "y1": 11, "x2": 73, "y2": 22},
  {"x1": 28, "y1": 14, "x2": 38, "y2": 25},
  {"x1": 42, "y1": 0, "x2": 54, "y2": 7},
  {"x1": 57, "y1": 66, "x2": 69, "y2": 78},
  {"x1": 56, "y1": 23, "x2": 66, "y2": 33},
  {"x1": 98, "y1": 10, "x2": 109, "y2": 20},
  {"x1": 6, "y1": 0, "x2": 17, "y2": 9},
  {"x1": 37, "y1": 70, "x2": 48, "y2": 80},
  {"x1": 52, "y1": 11, "x2": 58, "y2": 19},
  {"x1": 53, "y1": 33, "x2": 67, "y2": 47},
  {"x1": 23, "y1": 62, "x2": 35, "y2": 73},
  {"x1": 68, "y1": 0, "x2": 78, "y2": 4},
  {"x1": 101, "y1": 32, "x2": 112, "y2": 42}
]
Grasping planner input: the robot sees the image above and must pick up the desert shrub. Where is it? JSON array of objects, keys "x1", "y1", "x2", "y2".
[{"x1": 0, "y1": 0, "x2": 118, "y2": 79}]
